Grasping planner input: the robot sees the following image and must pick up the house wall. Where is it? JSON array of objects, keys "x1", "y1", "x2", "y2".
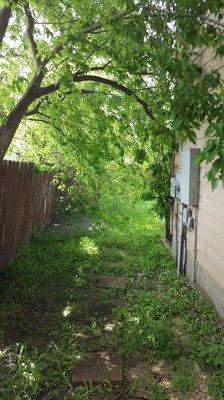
[{"x1": 171, "y1": 48, "x2": 224, "y2": 319}]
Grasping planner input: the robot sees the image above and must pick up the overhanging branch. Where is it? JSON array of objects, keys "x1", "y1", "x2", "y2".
[
  {"x1": 27, "y1": 117, "x2": 65, "y2": 135},
  {"x1": 75, "y1": 75, "x2": 155, "y2": 119},
  {"x1": 37, "y1": 74, "x2": 154, "y2": 120},
  {"x1": 0, "y1": 5, "x2": 11, "y2": 47},
  {"x1": 24, "y1": 2, "x2": 42, "y2": 67},
  {"x1": 89, "y1": 60, "x2": 112, "y2": 71},
  {"x1": 25, "y1": 98, "x2": 46, "y2": 116}
]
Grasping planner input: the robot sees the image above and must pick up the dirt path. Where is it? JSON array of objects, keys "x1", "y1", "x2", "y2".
[{"x1": 0, "y1": 204, "x2": 223, "y2": 399}]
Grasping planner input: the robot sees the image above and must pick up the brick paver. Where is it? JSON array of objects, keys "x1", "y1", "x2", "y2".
[
  {"x1": 86, "y1": 303, "x2": 114, "y2": 321},
  {"x1": 72, "y1": 352, "x2": 123, "y2": 385},
  {"x1": 98, "y1": 275, "x2": 126, "y2": 289}
]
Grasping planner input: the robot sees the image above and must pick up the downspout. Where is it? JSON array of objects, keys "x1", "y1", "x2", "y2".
[
  {"x1": 175, "y1": 200, "x2": 179, "y2": 264},
  {"x1": 177, "y1": 202, "x2": 187, "y2": 275},
  {"x1": 183, "y1": 220, "x2": 188, "y2": 275},
  {"x1": 193, "y1": 207, "x2": 199, "y2": 283},
  {"x1": 177, "y1": 202, "x2": 184, "y2": 274},
  {"x1": 180, "y1": 222, "x2": 187, "y2": 275}
]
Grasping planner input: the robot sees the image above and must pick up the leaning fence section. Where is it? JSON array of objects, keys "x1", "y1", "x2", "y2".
[{"x1": 0, "y1": 160, "x2": 57, "y2": 271}]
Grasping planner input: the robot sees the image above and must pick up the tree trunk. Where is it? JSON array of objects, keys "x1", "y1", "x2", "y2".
[
  {"x1": 0, "y1": 73, "x2": 43, "y2": 159},
  {"x1": 0, "y1": 98, "x2": 34, "y2": 160},
  {"x1": 0, "y1": 6, "x2": 11, "y2": 47}
]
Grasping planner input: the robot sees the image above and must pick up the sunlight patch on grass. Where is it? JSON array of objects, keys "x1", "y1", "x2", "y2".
[
  {"x1": 104, "y1": 322, "x2": 115, "y2": 332},
  {"x1": 79, "y1": 237, "x2": 99, "y2": 255},
  {"x1": 62, "y1": 304, "x2": 75, "y2": 317}
]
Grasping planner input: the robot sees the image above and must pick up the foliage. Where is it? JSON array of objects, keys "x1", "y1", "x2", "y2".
[
  {"x1": 146, "y1": 375, "x2": 169, "y2": 400},
  {"x1": 98, "y1": 160, "x2": 146, "y2": 206},
  {"x1": 0, "y1": 0, "x2": 224, "y2": 216},
  {"x1": 199, "y1": 344, "x2": 224, "y2": 369},
  {"x1": 171, "y1": 357, "x2": 197, "y2": 394},
  {"x1": 172, "y1": 370, "x2": 197, "y2": 394},
  {"x1": 208, "y1": 371, "x2": 224, "y2": 400},
  {"x1": 143, "y1": 142, "x2": 171, "y2": 218},
  {"x1": 11, "y1": 122, "x2": 149, "y2": 213},
  {"x1": 116, "y1": 305, "x2": 176, "y2": 353}
]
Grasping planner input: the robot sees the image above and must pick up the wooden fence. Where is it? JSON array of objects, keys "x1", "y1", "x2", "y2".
[{"x1": 0, "y1": 160, "x2": 57, "y2": 271}]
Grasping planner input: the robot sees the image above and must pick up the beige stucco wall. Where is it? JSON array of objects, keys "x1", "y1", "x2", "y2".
[{"x1": 171, "y1": 48, "x2": 224, "y2": 318}]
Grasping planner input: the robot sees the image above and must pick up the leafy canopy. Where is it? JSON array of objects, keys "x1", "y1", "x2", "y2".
[{"x1": 1, "y1": 0, "x2": 224, "y2": 199}]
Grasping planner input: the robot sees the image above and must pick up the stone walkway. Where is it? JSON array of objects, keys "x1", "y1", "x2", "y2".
[
  {"x1": 68, "y1": 265, "x2": 159, "y2": 400},
  {"x1": 72, "y1": 275, "x2": 126, "y2": 389}
]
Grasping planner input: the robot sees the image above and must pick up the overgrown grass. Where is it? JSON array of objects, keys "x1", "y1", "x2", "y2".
[{"x1": 0, "y1": 199, "x2": 224, "y2": 399}]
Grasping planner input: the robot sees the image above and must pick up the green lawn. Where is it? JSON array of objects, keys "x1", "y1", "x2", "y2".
[{"x1": 0, "y1": 200, "x2": 224, "y2": 399}]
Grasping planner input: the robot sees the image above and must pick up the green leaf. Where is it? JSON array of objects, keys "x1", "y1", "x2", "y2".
[{"x1": 211, "y1": 178, "x2": 219, "y2": 191}]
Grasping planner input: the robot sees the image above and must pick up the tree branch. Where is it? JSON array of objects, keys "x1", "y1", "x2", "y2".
[
  {"x1": 26, "y1": 88, "x2": 122, "y2": 117},
  {"x1": 43, "y1": 11, "x2": 130, "y2": 66},
  {"x1": 80, "y1": 89, "x2": 121, "y2": 98},
  {"x1": 25, "y1": 98, "x2": 46, "y2": 116},
  {"x1": 0, "y1": 5, "x2": 11, "y2": 47},
  {"x1": 27, "y1": 117, "x2": 65, "y2": 135},
  {"x1": 24, "y1": 2, "x2": 42, "y2": 67},
  {"x1": 89, "y1": 60, "x2": 112, "y2": 71},
  {"x1": 37, "y1": 74, "x2": 154, "y2": 120},
  {"x1": 145, "y1": 5, "x2": 224, "y2": 29}
]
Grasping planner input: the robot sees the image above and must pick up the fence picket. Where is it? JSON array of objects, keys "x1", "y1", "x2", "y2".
[{"x1": 0, "y1": 161, "x2": 57, "y2": 271}]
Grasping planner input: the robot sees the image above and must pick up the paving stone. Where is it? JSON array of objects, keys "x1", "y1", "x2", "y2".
[
  {"x1": 72, "y1": 352, "x2": 123, "y2": 386},
  {"x1": 98, "y1": 275, "x2": 126, "y2": 289},
  {"x1": 86, "y1": 303, "x2": 114, "y2": 321},
  {"x1": 130, "y1": 273, "x2": 158, "y2": 290}
]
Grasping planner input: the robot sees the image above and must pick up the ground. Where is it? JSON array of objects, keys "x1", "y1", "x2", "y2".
[{"x1": 0, "y1": 200, "x2": 224, "y2": 400}]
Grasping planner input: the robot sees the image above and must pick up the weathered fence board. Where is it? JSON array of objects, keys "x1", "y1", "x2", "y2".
[{"x1": 0, "y1": 160, "x2": 57, "y2": 271}]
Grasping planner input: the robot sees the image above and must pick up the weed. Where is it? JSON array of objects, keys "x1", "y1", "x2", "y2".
[
  {"x1": 172, "y1": 371, "x2": 197, "y2": 394},
  {"x1": 171, "y1": 357, "x2": 197, "y2": 394},
  {"x1": 146, "y1": 375, "x2": 169, "y2": 400}
]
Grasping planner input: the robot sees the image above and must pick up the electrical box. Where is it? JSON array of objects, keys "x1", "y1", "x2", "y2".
[{"x1": 179, "y1": 148, "x2": 200, "y2": 206}]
